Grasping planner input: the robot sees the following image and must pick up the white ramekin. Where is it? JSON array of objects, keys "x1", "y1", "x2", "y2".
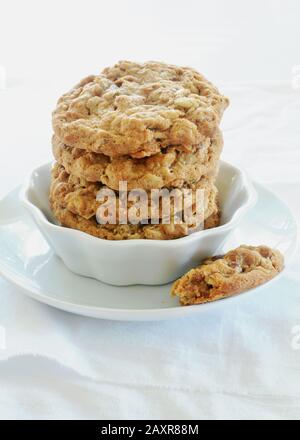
[{"x1": 21, "y1": 161, "x2": 257, "y2": 286}]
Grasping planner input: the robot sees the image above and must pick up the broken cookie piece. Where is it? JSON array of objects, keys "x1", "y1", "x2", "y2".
[{"x1": 171, "y1": 245, "x2": 284, "y2": 305}]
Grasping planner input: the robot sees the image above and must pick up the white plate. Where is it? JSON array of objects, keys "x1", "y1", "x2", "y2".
[{"x1": 0, "y1": 184, "x2": 298, "y2": 321}]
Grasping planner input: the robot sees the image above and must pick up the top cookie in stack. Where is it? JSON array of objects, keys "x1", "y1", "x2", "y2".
[{"x1": 50, "y1": 61, "x2": 229, "y2": 240}]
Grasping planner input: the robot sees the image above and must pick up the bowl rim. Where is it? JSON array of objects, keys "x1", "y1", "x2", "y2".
[{"x1": 20, "y1": 160, "x2": 258, "y2": 248}]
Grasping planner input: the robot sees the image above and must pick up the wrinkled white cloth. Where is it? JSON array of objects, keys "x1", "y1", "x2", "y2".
[{"x1": 0, "y1": 81, "x2": 300, "y2": 420}]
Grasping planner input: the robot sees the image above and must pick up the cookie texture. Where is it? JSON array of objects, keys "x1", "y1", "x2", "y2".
[
  {"x1": 50, "y1": 163, "x2": 218, "y2": 222},
  {"x1": 50, "y1": 60, "x2": 227, "y2": 240},
  {"x1": 52, "y1": 61, "x2": 229, "y2": 158},
  {"x1": 52, "y1": 129, "x2": 222, "y2": 190},
  {"x1": 171, "y1": 245, "x2": 284, "y2": 305},
  {"x1": 50, "y1": 203, "x2": 220, "y2": 241}
]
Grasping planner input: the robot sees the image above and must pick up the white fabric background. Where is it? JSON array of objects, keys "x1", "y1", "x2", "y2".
[{"x1": 0, "y1": 0, "x2": 300, "y2": 420}]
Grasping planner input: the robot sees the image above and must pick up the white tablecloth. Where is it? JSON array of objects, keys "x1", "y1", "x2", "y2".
[{"x1": 0, "y1": 81, "x2": 300, "y2": 420}]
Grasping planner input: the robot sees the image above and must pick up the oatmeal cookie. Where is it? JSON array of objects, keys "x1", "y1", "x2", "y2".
[
  {"x1": 52, "y1": 61, "x2": 229, "y2": 158},
  {"x1": 50, "y1": 163, "x2": 218, "y2": 222},
  {"x1": 50, "y1": 202, "x2": 220, "y2": 241},
  {"x1": 171, "y1": 245, "x2": 284, "y2": 305},
  {"x1": 52, "y1": 129, "x2": 222, "y2": 190}
]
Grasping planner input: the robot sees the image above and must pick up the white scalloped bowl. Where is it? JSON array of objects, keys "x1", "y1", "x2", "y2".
[{"x1": 20, "y1": 161, "x2": 257, "y2": 286}]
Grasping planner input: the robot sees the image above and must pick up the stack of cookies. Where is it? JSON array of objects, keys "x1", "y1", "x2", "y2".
[{"x1": 50, "y1": 61, "x2": 229, "y2": 240}]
